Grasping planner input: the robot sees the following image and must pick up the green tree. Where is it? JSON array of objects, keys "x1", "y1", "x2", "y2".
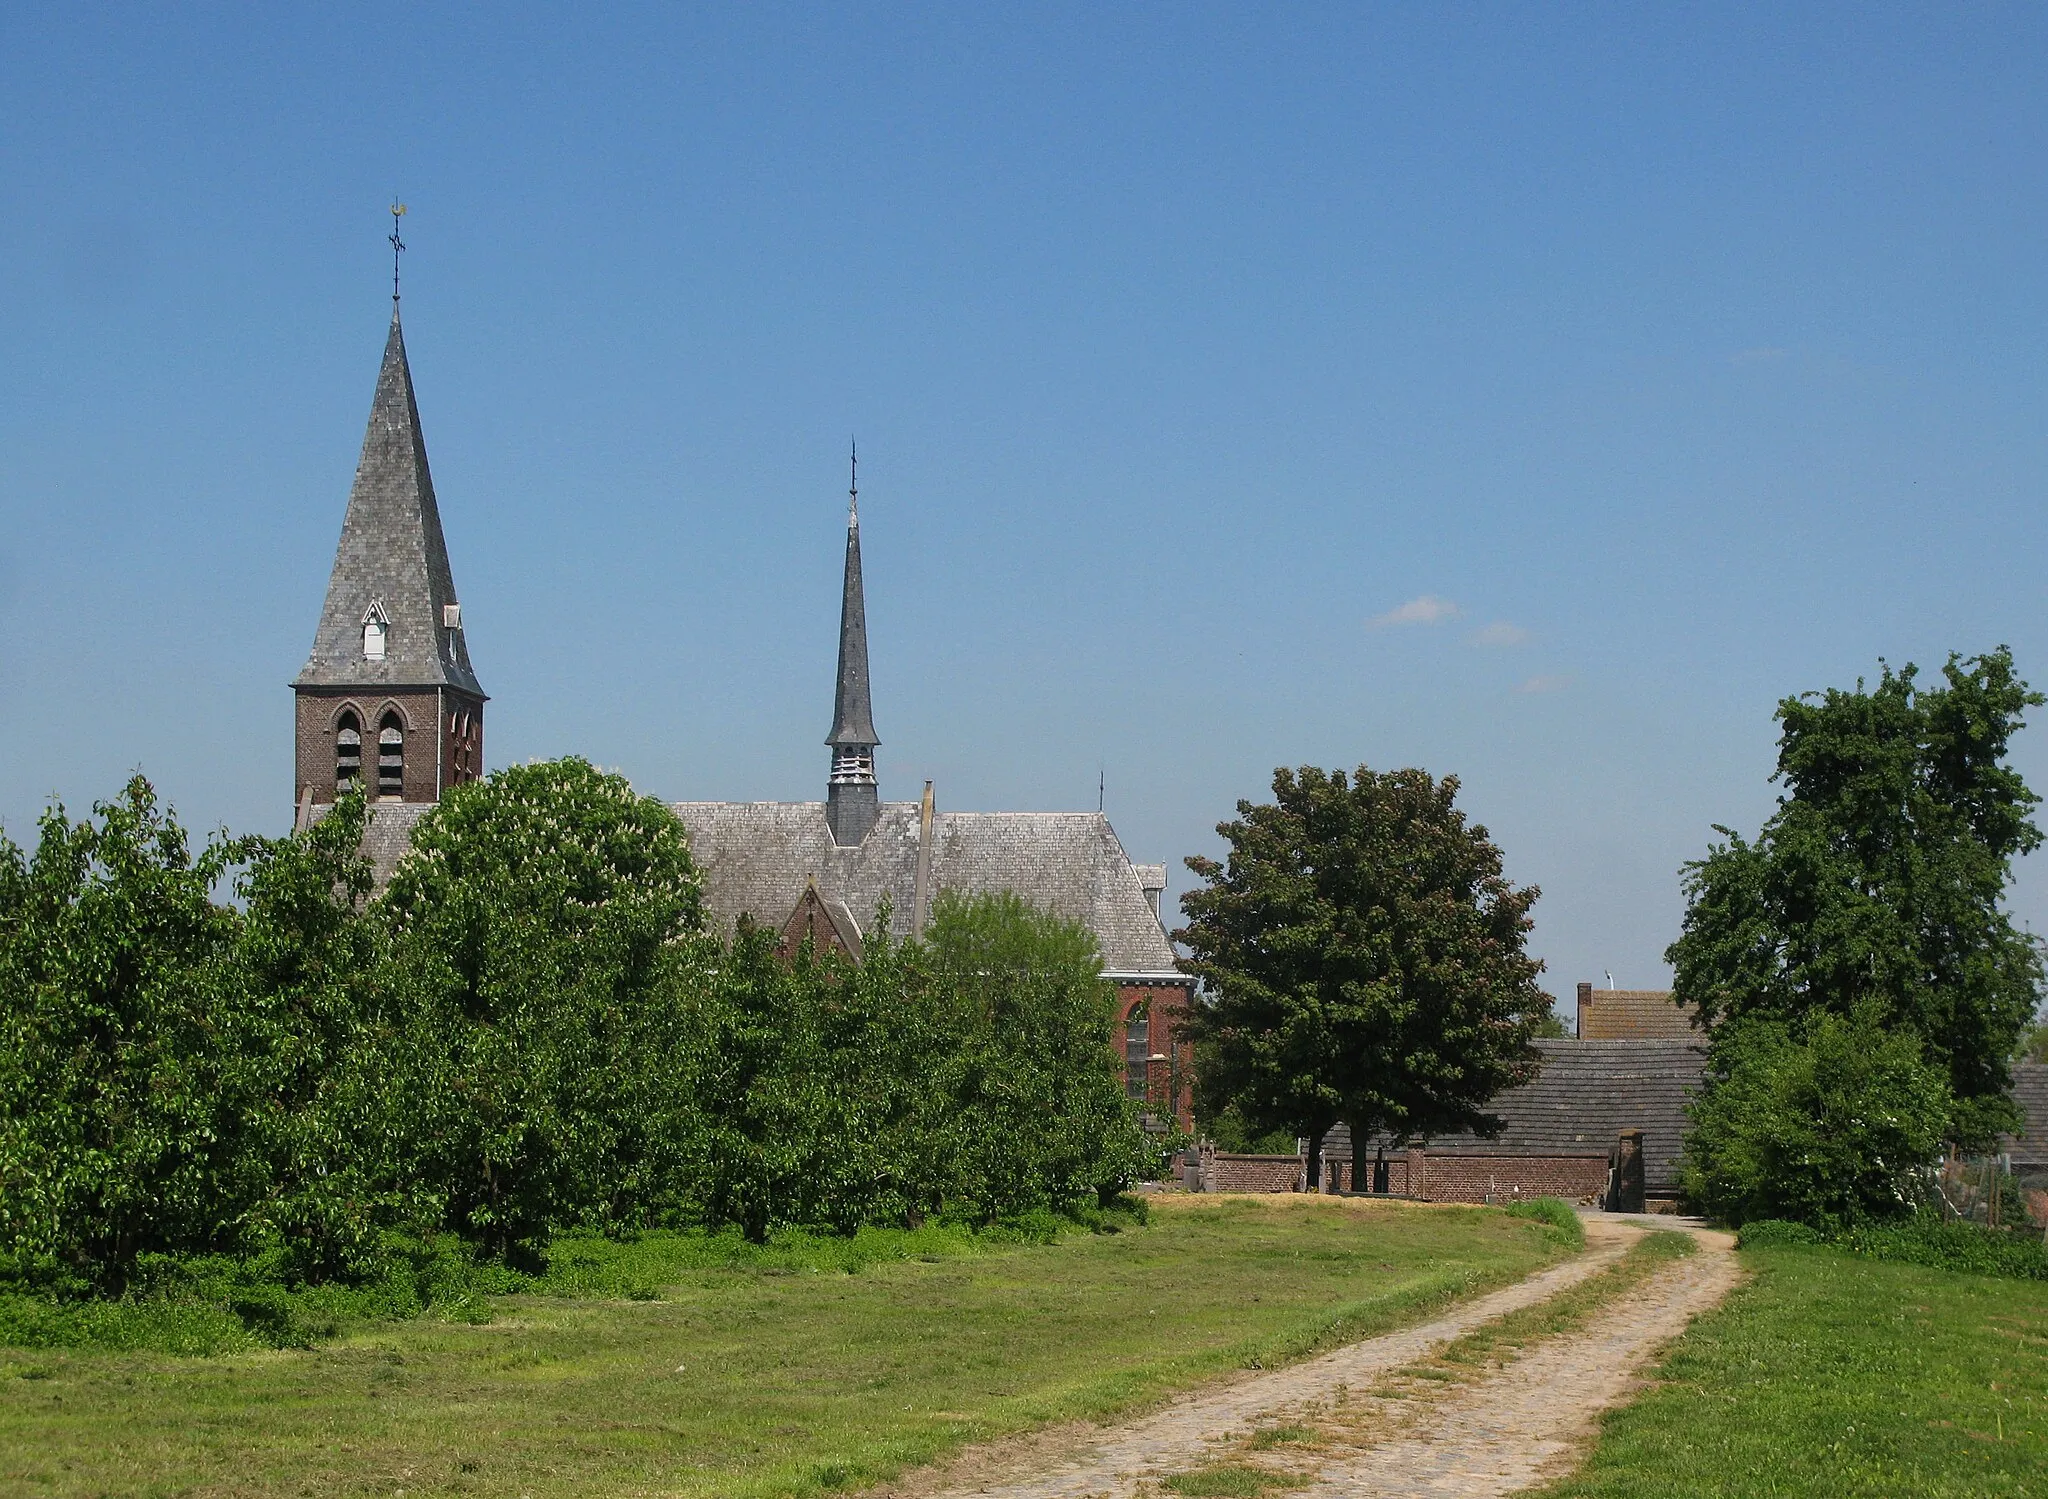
[
  {"x1": 1176, "y1": 765, "x2": 1550, "y2": 1191},
  {"x1": 922, "y1": 891, "x2": 1148, "y2": 1219},
  {"x1": 1681, "y1": 1008, "x2": 1952, "y2": 1229},
  {"x1": 0, "y1": 779, "x2": 245, "y2": 1287},
  {"x1": 222, "y1": 789, "x2": 400, "y2": 1278},
  {"x1": 1667, "y1": 649, "x2": 2045, "y2": 1146},
  {"x1": 684, "y1": 892, "x2": 1143, "y2": 1240},
  {"x1": 0, "y1": 781, "x2": 427, "y2": 1287},
  {"x1": 686, "y1": 912, "x2": 944, "y2": 1241},
  {"x1": 377, "y1": 758, "x2": 706, "y2": 1257}
]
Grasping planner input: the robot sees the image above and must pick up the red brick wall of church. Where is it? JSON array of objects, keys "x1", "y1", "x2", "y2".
[
  {"x1": 294, "y1": 688, "x2": 484, "y2": 808},
  {"x1": 1116, "y1": 982, "x2": 1195, "y2": 1132}
]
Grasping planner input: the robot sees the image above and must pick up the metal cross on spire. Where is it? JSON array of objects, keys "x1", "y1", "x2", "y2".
[
  {"x1": 388, "y1": 201, "x2": 407, "y2": 303},
  {"x1": 848, "y1": 437, "x2": 859, "y2": 526}
]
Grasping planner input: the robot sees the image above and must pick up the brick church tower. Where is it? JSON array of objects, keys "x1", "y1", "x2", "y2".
[{"x1": 291, "y1": 304, "x2": 485, "y2": 819}]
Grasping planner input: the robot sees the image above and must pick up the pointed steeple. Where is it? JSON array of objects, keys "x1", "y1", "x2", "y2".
[
  {"x1": 825, "y1": 446, "x2": 879, "y2": 844},
  {"x1": 294, "y1": 308, "x2": 484, "y2": 697}
]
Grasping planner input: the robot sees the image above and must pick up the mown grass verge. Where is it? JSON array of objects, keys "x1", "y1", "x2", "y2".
[
  {"x1": 1504, "y1": 1196, "x2": 1588, "y2": 1252},
  {"x1": 0, "y1": 1196, "x2": 1570, "y2": 1499},
  {"x1": 1539, "y1": 1238, "x2": 2048, "y2": 1497}
]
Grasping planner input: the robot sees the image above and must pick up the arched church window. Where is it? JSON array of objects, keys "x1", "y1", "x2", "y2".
[
  {"x1": 1124, "y1": 1001, "x2": 1151, "y2": 1101},
  {"x1": 335, "y1": 711, "x2": 361, "y2": 792},
  {"x1": 378, "y1": 712, "x2": 405, "y2": 799}
]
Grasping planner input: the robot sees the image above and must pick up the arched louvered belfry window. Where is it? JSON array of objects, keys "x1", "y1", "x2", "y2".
[
  {"x1": 335, "y1": 711, "x2": 362, "y2": 793},
  {"x1": 377, "y1": 711, "x2": 405, "y2": 800}
]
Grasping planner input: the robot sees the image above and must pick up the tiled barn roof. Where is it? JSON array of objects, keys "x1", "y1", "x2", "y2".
[
  {"x1": 1331, "y1": 1039, "x2": 1709, "y2": 1194},
  {"x1": 672, "y1": 800, "x2": 1182, "y2": 976},
  {"x1": 2007, "y1": 1062, "x2": 2048, "y2": 1165},
  {"x1": 1576, "y1": 986, "x2": 1701, "y2": 1040}
]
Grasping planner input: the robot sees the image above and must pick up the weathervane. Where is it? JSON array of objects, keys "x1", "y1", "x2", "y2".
[
  {"x1": 849, "y1": 437, "x2": 859, "y2": 526},
  {"x1": 388, "y1": 200, "x2": 407, "y2": 303}
]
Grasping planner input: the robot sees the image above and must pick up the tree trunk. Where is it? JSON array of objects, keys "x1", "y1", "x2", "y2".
[{"x1": 1305, "y1": 1128, "x2": 1325, "y2": 1194}]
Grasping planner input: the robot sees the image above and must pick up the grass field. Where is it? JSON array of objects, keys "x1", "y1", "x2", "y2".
[
  {"x1": 0, "y1": 1197, "x2": 1564, "y2": 1499},
  {"x1": 1542, "y1": 1240, "x2": 2048, "y2": 1498}
]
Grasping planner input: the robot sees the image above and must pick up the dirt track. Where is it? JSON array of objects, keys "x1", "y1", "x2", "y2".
[{"x1": 875, "y1": 1213, "x2": 1740, "y2": 1499}]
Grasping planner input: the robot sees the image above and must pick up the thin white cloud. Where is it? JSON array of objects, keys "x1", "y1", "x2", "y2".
[
  {"x1": 1371, "y1": 595, "x2": 1460, "y2": 628},
  {"x1": 1471, "y1": 621, "x2": 1529, "y2": 648},
  {"x1": 1513, "y1": 673, "x2": 1574, "y2": 695}
]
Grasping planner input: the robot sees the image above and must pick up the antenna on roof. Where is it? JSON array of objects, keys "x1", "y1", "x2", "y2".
[
  {"x1": 388, "y1": 200, "x2": 407, "y2": 304},
  {"x1": 1098, "y1": 764, "x2": 1105, "y2": 813},
  {"x1": 848, "y1": 437, "x2": 858, "y2": 527},
  {"x1": 1605, "y1": 969, "x2": 1614, "y2": 990}
]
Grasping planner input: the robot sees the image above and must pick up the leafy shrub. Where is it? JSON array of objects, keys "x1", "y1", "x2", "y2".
[
  {"x1": 1505, "y1": 1196, "x2": 1586, "y2": 1250},
  {"x1": 1735, "y1": 1219, "x2": 1824, "y2": 1248},
  {"x1": 1739, "y1": 1211, "x2": 2048, "y2": 1281},
  {"x1": 1681, "y1": 1008, "x2": 1951, "y2": 1230},
  {"x1": 1197, "y1": 1102, "x2": 1301, "y2": 1155},
  {"x1": 0, "y1": 1292, "x2": 259, "y2": 1355},
  {"x1": 0, "y1": 1231, "x2": 528, "y2": 1352},
  {"x1": 1836, "y1": 1213, "x2": 2048, "y2": 1281}
]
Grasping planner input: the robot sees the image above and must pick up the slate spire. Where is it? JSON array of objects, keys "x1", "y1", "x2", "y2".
[
  {"x1": 825, "y1": 446, "x2": 880, "y2": 844},
  {"x1": 294, "y1": 307, "x2": 484, "y2": 697}
]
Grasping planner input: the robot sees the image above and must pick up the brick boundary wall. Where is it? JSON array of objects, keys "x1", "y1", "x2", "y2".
[
  {"x1": 1191, "y1": 1148, "x2": 1611, "y2": 1205},
  {"x1": 1197, "y1": 1152, "x2": 1306, "y2": 1193},
  {"x1": 1393, "y1": 1151, "x2": 1611, "y2": 1205},
  {"x1": 1311, "y1": 1152, "x2": 1610, "y2": 1203}
]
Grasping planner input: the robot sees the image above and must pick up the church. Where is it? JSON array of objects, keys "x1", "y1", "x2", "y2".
[{"x1": 292, "y1": 294, "x2": 1195, "y2": 1130}]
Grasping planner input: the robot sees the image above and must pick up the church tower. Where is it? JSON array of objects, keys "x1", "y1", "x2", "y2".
[
  {"x1": 292, "y1": 303, "x2": 485, "y2": 815},
  {"x1": 825, "y1": 453, "x2": 879, "y2": 844}
]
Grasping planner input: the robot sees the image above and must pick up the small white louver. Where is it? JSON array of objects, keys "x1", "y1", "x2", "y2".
[{"x1": 361, "y1": 601, "x2": 390, "y2": 661}]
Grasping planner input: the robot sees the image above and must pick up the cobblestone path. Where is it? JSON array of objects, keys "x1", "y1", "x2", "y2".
[
  {"x1": 882, "y1": 1214, "x2": 1736, "y2": 1499},
  {"x1": 1295, "y1": 1222, "x2": 1740, "y2": 1496}
]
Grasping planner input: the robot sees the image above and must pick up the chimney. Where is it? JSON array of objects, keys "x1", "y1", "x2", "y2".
[
  {"x1": 1135, "y1": 863, "x2": 1168, "y2": 922},
  {"x1": 912, "y1": 780, "x2": 936, "y2": 934},
  {"x1": 1576, "y1": 981, "x2": 1593, "y2": 1036}
]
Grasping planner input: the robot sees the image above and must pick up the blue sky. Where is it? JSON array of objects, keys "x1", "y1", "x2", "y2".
[{"x1": 4, "y1": 6, "x2": 2045, "y2": 1020}]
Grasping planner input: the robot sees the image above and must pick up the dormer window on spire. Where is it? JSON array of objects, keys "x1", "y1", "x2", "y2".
[{"x1": 362, "y1": 601, "x2": 390, "y2": 661}]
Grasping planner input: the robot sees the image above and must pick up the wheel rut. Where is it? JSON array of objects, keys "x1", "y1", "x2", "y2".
[{"x1": 871, "y1": 1214, "x2": 1738, "y2": 1499}]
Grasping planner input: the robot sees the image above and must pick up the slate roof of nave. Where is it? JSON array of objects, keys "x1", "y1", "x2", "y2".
[
  {"x1": 303, "y1": 801, "x2": 433, "y2": 888},
  {"x1": 671, "y1": 800, "x2": 1182, "y2": 976}
]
